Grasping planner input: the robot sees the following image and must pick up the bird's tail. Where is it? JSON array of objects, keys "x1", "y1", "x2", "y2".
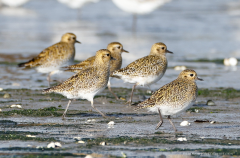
[
  {"x1": 134, "y1": 98, "x2": 155, "y2": 111},
  {"x1": 42, "y1": 87, "x2": 54, "y2": 94},
  {"x1": 18, "y1": 62, "x2": 28, "y2": 67}
]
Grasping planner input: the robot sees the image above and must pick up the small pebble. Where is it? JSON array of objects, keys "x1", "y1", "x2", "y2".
[
  {"x1": 85, "y1": 119, "x2": 96, "y2": 123},
  {"x1": 177, "y1": 137, "x2": 187, "y2": 141},
  {"x1": 0, "y1": 88, "x2": 3, "y2": 91},
  {"x1": 0, "y1": 109, "x2": 2, "y2": 112},
  {"x1": 73, "y1": 137, "x2": 81, "y2": 141},
  {"x1": 146, "y1": 90, "x2": 152, "y2": 94},
  {"x1": 120, "y1": 97, "x2": 126, "y2": 101},
  {"x1": 100, "y1": 142, "x2": 106, "y2": 146},
  {"x1": 195, "y1": 109, "x2": 199, "y2": 113},
  {"x1": 180, "y1": 121, "x2": 190, "y2": 126},
  {"x1": 3, "y1": 93, "x2": 11, "y2": 99},
  {"x1": 206, "y1": 100, "x2": 216, "y2": 106},
  {"x1": 12, "y1": 83, "x2": 20, "y2": 86}
]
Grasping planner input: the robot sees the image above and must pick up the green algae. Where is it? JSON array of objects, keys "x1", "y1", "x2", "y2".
[
  {"x1": 0, "y1": 107, "x2": 63, "y2": 117},
  {"x1": 185, "y1": 58, "x2": 225, "y2": 64},
  {"x1": 198, "y1": 88, "x2": 240, "y2": 99},
  {"x1": 0, "y1": 131, "x2": 56, "y2": 142}
]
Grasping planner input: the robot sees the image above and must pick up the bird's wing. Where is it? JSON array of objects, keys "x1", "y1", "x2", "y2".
[
  {"x1": 43, "y1": 66, "x2": 97, "y2": 93},
  {"x1": 113, "y1": 55, "x2": 164, "y2": 77},
  {"x1": 18, "y1": 42, "x2": 69, "y2": 68},
  {"x1": 64, "y1": 56, "x2": 95, "y2": 71}
]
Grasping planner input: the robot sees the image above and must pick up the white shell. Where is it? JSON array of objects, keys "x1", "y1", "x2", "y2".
[
  {"x1": 78, "y1": 141, "x2": 85, "y2": 144},
  {"x1": 26, "y1": 135, "x2": 36, "y2": 138},
  {"x1": 174, "y1": 66, "x2": 187, "y2": 71},
  {"x1": 47, "y1": 142, "x2": 62, "y2": 148},
  {"x1": 47, "y1": 142, "x2": 55, "y2": 148},
  {"x1": 108, "y1": 121, "x2": 115, "y2": 125},
  {"x1": 54, "y1": 142, "x2": 62, "y2": 147},
  {"x1": 10, "y1": 104, "x2": 22, "y2": 109},
  {"x1": 224, "y1": 57, "x2": 238, "y2": 66},
  {"x1": 177, "y1": 137, "x2": 187, "y2": 141},
  {"x1": 100, "y1": 142, "x2": 106, "y2": 146},
  {"x1": 180, "y1": 120, "x2": 190, "y2": 126},
  {"x1": 210, "y1": 121, "x2": 216, "y2": 124}
]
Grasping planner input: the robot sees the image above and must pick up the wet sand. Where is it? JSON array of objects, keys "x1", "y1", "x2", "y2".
[{"x1": 0, "y1": 86, "x2": 240, "y2": 157}]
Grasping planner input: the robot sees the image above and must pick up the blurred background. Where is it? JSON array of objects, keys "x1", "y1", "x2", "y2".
[{"x1": 0, "y1": 0, "x2": 240, "y2": 90}]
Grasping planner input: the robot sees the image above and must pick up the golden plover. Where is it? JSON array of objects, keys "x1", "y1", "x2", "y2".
[
  {"x1": 18, "y1": 33, "x2": 81, "y2": 87},
  {"x1": 43, "y1": 49, "x2": 114, "y2": 119},
  {"x1": 112, "y1": 42, "x2": 172, "y2": 105},
  {"x1": 135, "y1": 69, "x2": 203, "y2": 132},
  {"x1": 64, "y1": 42, "x2": 128, "y2": 99}
]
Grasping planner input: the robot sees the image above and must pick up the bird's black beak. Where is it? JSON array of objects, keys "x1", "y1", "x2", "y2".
[
  {"x1": 75, "y1": 40, "x2": 81, "y2": 44},
  {"x1": 122, "y1": 49, "x2": 129, "y2": 53},
  {"x1": 197, "y1": 77, "x2": 203, "y2": 81},
  {"x1": 111, "y1": 57, "x2": 116, "y2": 60},
  {"x1": 166, "y1": 49, "x2": 173, "y2": 54}
]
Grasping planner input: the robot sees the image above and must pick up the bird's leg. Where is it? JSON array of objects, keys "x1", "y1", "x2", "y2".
[
  {"x1": 126, "y1": 83, "x2": 138, "y2": 106},
  {"x1": 155, "y1": 108, "x2": 163, "y2": 130},
  {"x1": 62, "y1": 99, "x2": 72, "y2": 120},
  {"x1": 107, "y1": 80, "x2": 119, "y2": 100},
  {"x1": 47, "y1": 71, "x2": 56, "y2": 87},
  {"x1": 47, "y1": 72, "x2": 52, "y2": 87},
  {"x1": 167, "y1": 115, "x2": 177, "y2": 132},
  {"x1": 90, "y1": 100, "x2": 107, "y2": 118}
]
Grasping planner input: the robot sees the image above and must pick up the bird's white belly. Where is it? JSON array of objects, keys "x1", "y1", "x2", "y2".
[
  {"x1": 36, "y1": 66, "x2": 60, "y2": 73},
  {"x1": 62, "y1": 85, "x2": 106, "y2": 101},
  {"x1": 148, "y1": 102, "x2": 193, "y2": 116},
  {"x1": 122, "y1": 73, "x2": 164, "y2": 86}
]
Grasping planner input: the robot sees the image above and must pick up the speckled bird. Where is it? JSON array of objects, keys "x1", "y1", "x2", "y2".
[
  {"x1": 112, "y1": 42, "x2": 173, "y2": 105},
  {"x1": 135, "y1": 69, "x2": 203, "y2": 132},
  {"x1": 64, "y1": 42, "x2": 128, "y2": 100},
  {"x1": 43, "y1": 49, "x2": 114, "y2": 119},
  {"x1": 18, "y1": 33, "x2": 81, "y2": 87}
]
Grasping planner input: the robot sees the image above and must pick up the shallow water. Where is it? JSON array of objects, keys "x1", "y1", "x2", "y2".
[{"x1": 0, "y1": 0, "x2": 240, "y2": 90}]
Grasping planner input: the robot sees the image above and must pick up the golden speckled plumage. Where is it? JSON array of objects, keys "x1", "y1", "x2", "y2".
[
  {"x1": 135, "y1": 69, "x2": 203, "y2": 132},
  {"x1": 64, "y1": 42, "x2": 128, "y2": 100},
  {"x1": 43, "y1": 49, "x2": 113, "y2": 119},
  {"x1": 64, "y1": 42, "x2": 128, "y2": 75},
  {"x1": 18, "y1": 33, "x2": 81, "y2": 87},
  {"x1": 112, "y1": 42, "x2": 173, "y2": 104}
]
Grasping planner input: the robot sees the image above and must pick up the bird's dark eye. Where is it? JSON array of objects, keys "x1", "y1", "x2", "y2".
[
  {"x1": 118, "y1": 46, "x2": 120, "y2": 49},
  {"x1": 190, "y1": 74, "x2": 194, "y2": 77},
  {"x1": 72, "y1": 37, "x2": 75, "y2": 39},
  {"x1": 106, "y1": 54, "x2": 109, "y2": 56},
  {"x1": 161, "y1": 47, "x2": 165, "y2": 50}
]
